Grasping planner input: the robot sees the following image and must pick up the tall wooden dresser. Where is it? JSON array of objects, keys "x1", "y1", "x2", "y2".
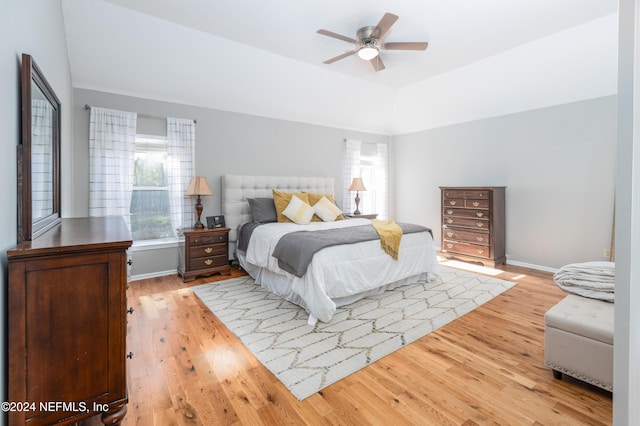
[
  {"x1": 440, "y1": 187, "x2": 506, "y2": 267},
  {"x1": 7, "y1": 217, "x2": 132, "y2": 425}
]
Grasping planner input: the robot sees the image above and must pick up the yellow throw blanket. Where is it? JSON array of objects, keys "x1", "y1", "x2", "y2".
[{"x1": 371, "y1": 219, "x2": 403, "y2": 260}]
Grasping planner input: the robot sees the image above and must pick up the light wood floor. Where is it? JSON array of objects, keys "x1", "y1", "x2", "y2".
[{"x1": 82, "y1": 260, "x2": 612, "y2": 425}]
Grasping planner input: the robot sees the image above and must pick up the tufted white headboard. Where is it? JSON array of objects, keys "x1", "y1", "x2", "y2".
[{"x1": 221, "y1": 174, "x2": 335, "y2": 258}]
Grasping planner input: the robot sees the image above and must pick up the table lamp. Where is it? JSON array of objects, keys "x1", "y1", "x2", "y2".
[
  {"x1": 185, "y1": 176, "x2": 213, "y2": 229},
  {"x1": 348, "y1": 177, "x2": 367, "y2": 215}
]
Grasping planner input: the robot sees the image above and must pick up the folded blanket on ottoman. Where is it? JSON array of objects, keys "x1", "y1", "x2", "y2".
[{"x1": 553, "y1": 261, "x2": 615, "y2": 302}]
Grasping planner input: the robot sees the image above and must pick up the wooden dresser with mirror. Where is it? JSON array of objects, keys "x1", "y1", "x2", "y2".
[{"x1": 6, "y1": 54, "x2": 132, "y2": 425}]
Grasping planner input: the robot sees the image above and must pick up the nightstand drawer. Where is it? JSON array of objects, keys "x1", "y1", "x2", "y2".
[
  {"x1": 189, "y1": 233, "x2": 228, "y2": 246},
  {"x1": 189, "y1": 254, "x2": 228, "y2": 271},
  {"x1": 189, "y1": 244, "x2": 227, "y2": 259}
]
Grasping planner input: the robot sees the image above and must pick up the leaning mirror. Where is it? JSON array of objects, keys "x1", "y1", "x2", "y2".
[{"x1": 18, "y1": 53, "x2": 61, "y2": 242}]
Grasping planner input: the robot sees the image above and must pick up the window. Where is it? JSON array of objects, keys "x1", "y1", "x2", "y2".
[
  {"x1": 130, "y1": 135, "x2": 175, "y2": 241},
  {"x1": 344, "y1": 140, "x2": 388, "y2": 219}
]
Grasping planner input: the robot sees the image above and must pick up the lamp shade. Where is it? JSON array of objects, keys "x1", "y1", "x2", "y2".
[
  {"x1": 348, "y1": 177, "x2": 367, "y2": 192},
  {"x1": 185, "y1": 176, "x2": 213, "y2": 196}
]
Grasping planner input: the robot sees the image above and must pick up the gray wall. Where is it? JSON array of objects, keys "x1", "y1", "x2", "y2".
[
  {"x1": 72, "y1": 88, "x2": 391, "y2": 277},
  {"x1": 392, "y1": 95, "x2": 617, "y2": 270},
  {"x1": 1, "y1": 0, "x2": 73, "y2": 413}
]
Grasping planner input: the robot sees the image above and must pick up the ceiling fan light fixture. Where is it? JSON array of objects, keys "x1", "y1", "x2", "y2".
[{"x1": 357, "y1": 46, "x2": 379, "y2": 60}]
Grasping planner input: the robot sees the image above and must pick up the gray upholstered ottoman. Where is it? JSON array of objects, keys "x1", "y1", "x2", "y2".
[{"x1": 544, "y1": 294, "x2": 614, "y2": 392}]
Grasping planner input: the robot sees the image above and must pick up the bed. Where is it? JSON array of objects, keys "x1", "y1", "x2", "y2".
[{"x1": 221, "y1": 174, "x2": 439, "y2": 324}]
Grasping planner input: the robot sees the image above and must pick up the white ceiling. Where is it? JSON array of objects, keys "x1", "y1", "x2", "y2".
[{"x1": 61, "y1": 0, "x2": 619, "y2": 135}]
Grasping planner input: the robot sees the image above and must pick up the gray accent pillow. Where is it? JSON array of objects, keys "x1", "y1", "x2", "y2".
[{"x1": 248, "y1": 197, "x2": 277, "y2": 223}]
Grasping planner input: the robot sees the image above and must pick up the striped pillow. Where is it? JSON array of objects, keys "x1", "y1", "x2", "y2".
[{"x1": 282, "y1": 195, "x2": 315, "y2": 225}]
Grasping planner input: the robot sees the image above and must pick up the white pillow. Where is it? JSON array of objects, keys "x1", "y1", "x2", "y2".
[
  {"x1": 282, "y1": 195, "x2": 315, "y2": 225},
  {"x1": 313, "y1": 196, "x2": 343, "y2": 222}
]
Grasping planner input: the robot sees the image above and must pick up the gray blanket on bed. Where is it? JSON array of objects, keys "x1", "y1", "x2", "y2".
[{"x1": 273, "y1": 222, "x2": 431, "y2": 278}]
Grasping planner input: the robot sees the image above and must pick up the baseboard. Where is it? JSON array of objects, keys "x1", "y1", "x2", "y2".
[
  {"x1": 504, "y1": 258, "x2": 558, "y2": 273},
  {"x1": 130, "y1": 269, "x2": 177, "y2": 282}
]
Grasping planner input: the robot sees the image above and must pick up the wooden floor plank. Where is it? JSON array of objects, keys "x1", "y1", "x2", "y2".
[{"x1": 78, "y1": 262, "x2": 612, "y2": 425}]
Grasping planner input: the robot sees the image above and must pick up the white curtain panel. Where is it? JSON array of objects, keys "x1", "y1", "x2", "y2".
[
  {"x1": 167, "y1": 117, "x2": 196, "y2": 233},
  {"x1": 31, "y1": 99, "x2": 53, "y2": 219},
  {"x1": 375, "y1": 142, "x2": 389, "y2": 220},
  {"x1": 343, "y1": 139, "x2": 361, "y2": 215},
  {"x1": 89, "y1": 107, "x2": 137, "y2": 228}
]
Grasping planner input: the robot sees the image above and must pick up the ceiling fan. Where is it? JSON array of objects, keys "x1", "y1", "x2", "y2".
[{"x1": 317, "y1": 12, "x2": 428, "y2": 72}]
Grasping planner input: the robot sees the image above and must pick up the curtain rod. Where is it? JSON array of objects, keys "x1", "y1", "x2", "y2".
[{"x1": 83, "y1": 104, "x2": 196, "y2": 124}]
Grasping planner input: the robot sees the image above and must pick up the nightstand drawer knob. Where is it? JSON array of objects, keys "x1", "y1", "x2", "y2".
[
  {"x1": 204, "y1": 259, "x2": 213, "y2": 266},
  {"x1": 204, "y1": 247, "x2": 213, "y2": 254}
]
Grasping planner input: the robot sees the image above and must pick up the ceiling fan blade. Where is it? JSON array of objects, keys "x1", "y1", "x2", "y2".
[
  {"x1": 317, "y1": 29, "x2": 356, "y2": 44},
  {"x1": 383, "y1": 41, "x2": 429, "y2": 51},
  {"x1": 370, "y1": 56, "x2": 385, "y2": 72},
  {"x1": 323, "y1": 50, "x2": 356, "y2": 64},
  {"x1": 371, "y1": 12, "x2": 399, "y2": 40}
]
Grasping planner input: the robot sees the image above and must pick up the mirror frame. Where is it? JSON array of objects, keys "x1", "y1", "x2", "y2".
[{"x1": 18, "y1": 53, "x2": 61, "y2": 242}]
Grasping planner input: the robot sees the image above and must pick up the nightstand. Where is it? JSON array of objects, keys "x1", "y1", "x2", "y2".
[
  {"x1": 178, "y1": 227, "x2": 231, "y2": 282},
  {"x1": 346, "y1": 213, "x2": 378, "y2": 219}
]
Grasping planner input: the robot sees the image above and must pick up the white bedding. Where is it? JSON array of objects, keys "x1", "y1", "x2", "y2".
[{"x1": 241, "y1": 218, "x2": 439, "y2": 323}]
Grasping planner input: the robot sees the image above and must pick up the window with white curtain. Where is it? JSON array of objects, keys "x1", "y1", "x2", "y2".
[
  {"x1": 343, "y1": 140, "x2": 388, "y2": 219},
  {"x1": 89, "y1": 108, "x2": 195, "y2": 243}
]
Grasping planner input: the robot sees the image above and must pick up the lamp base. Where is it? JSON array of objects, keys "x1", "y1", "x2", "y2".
[
  {"x1": 194, "y1": 196, "x2": 205, "y2": 230},
  {"x1": 353, "y1": 191, "x2": 361, "y2": 216}
]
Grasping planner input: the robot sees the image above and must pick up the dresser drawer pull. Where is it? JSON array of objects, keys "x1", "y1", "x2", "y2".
[
  {"x1": 449, "y1": 200, "x2": 457, "y2": 206},
  {"x1": 204, "y1": 259, "x2": 213, "y2": 266},
  {"x1": 472, "y1": 201, "x2": 480, "y2": 207},
  {"x1": 204, "y1": 247, "x2": 213, "y2": 254},
  {"x1": 476, "y1": 236, "x2": 484, "y2": 242},
  {"x1": 477, "y1": 249, "x2": 485, "y2": 254},
  {"x1": 127, "y1": 307, "x2": 134, "y2": 315},
  {"x1": 447, "y1": 218, "x2": 453, "y2": 224},
  {"x1": 446, "y1": 232, "x2": 453, "y2": 237},
  {"x1": 447, "y1": 209, "x2": 453, "y2": 215},
  {"x1": 127, "y1": 352, "x2": 134, "y2": 359},
  {"x1": 447, "y1": 243, "x2": 453, "y2": 249},
  {"x1": 476, "y1": 221, "x2": 484, "y2": 227},
  {"x1": 476, "y1": 212, "x2": 484, "y2": 217}
]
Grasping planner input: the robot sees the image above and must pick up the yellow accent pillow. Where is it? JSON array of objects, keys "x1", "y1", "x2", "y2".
[
  {"x1": 305, "y1": 192, "x2": 345, "y2": 221},
  {"x1": 272, "y1": 190, "x2": 310, "y2": 223},
  {"x1": 283, "y1": 195, "x2": 315, "y2": 225}
]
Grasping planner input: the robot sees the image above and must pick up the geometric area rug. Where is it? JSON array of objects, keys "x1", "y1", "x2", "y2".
[{"x1": 192, "y1": 266, "x2": 515, "y2": 400}]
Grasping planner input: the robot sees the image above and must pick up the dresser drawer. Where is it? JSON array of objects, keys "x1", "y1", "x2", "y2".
[
  {"x1": 443, "y1": 208, "x2": 489, "y2": 219},
  {"x1": 442, "y1": 241, "x2": 491, "y2": 259},
  {"x1": 442, "y1": 189, "x2": 466, "y2": 199},
  {"x1": 465, "y1": 199, "x2": 489, "y2": 209},
  {"x1": 189, "y1": 233, "x2": 228, "y2": 246},
  {"x1": 443, "y1": 216, "x2": 490, "y2": 230},
  {"x1": 443, "y1": 198, "x2": 464, "y2": 207},
  {"x1": 189, "y1": 243, "x2": 227, "y2": 259},
  {"x1": 465, "y1": 190, "x2": 490, "y2": 199},
  {"x1": 442, "y1": 227, "x2": 490, "y2": 246},
  {"x1": 189, "y1": 254, "x2": 228, "y2": 271}
]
